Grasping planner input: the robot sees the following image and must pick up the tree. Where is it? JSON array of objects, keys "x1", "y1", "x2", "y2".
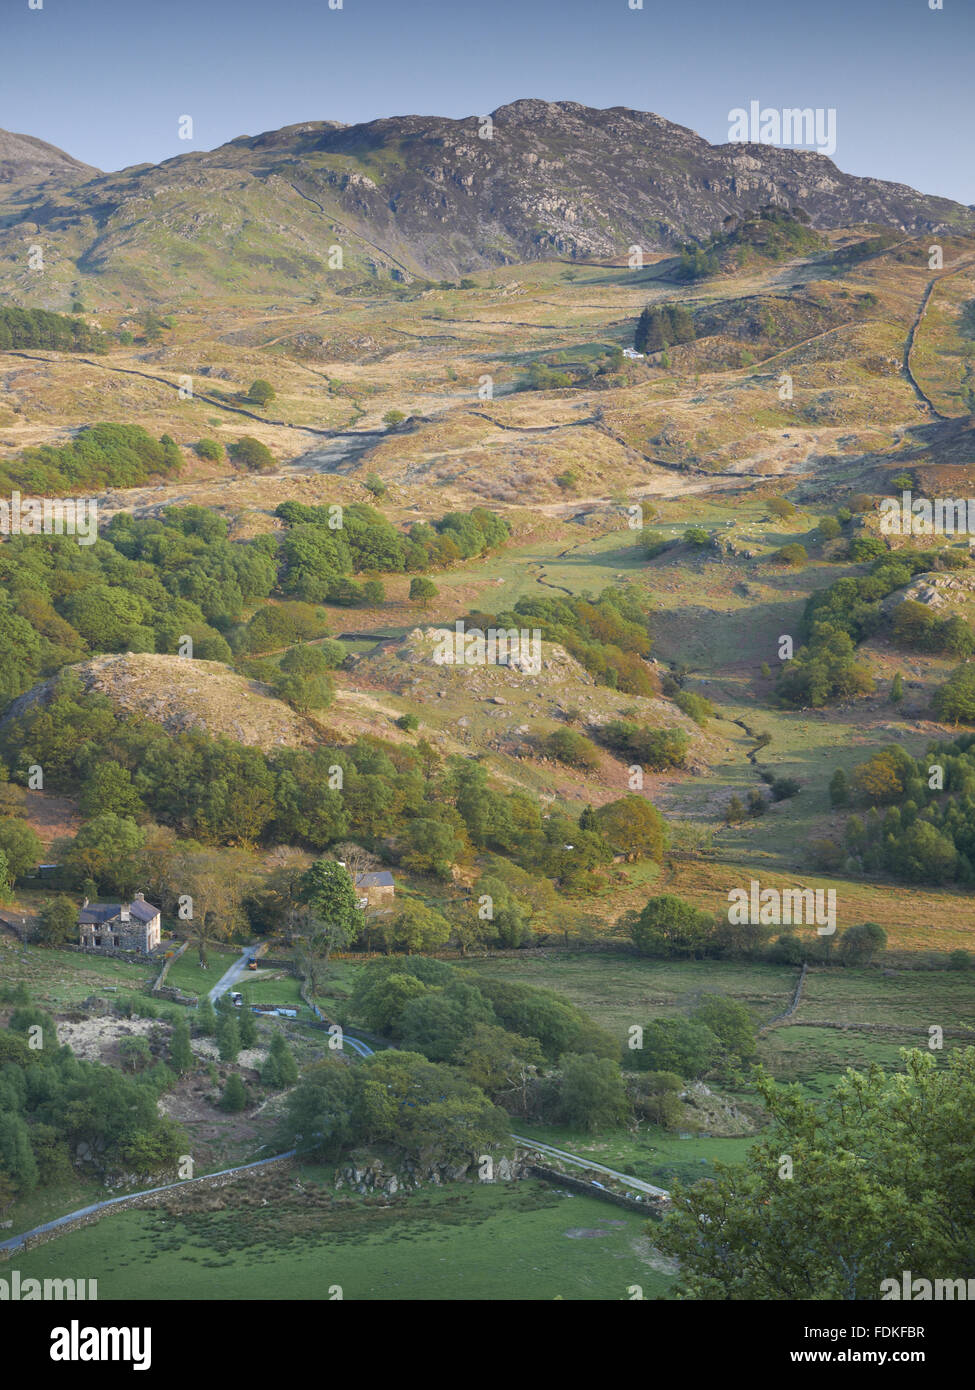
[
  {"x1": 36, "y1": 896, "x2": 76, "y2": 946},
  {"x1": 455, "y1": 1024, "x2": 543, "y2": 1101},
  {"x1": 0, "y1": 818, "x2": 41, "y2": 880},
  {"x1": 176, "y1": 849, "x2": 252, "y2": 968},
  {"x1": 247, "y1": 380, "x2": 276, "y2": 408},
  {"x1": 656, "y1": 1050, "x2": 975, "y2": 1300},
  {"x1": 229, "y1": 436, "x2": 275, "y2": 471},
  {"x1": 237, "y1": 1005, "x2": 257, "y2": 1048},
  {"x1": 891, "y1": 671, "x2": 904, "y2": 704},
  {"x1": 633, "y1": 1018, "x2": 722, "y2": 1077},
  {"x1": 263, "y1": 1032, "x2": 298, "y2": 1088},
  {"x1": 389, "y1": 898, "x2": 451, "y2": 954},
  {"x1": 399, "y1": 981, "x2": 496, "y2": 1063},
  {"x1": 169, "y1": 1017, "x2": 193, "y2": 1075},
  {"x1": 195, "y1": 997, "x2": 217, "y2": 1036},
  {"x1": 768, "y1": 497, "x2": 797, "y2": 520},
  {"x1": 630, "y1": 894, "x2": 716, "y2": 958},
  {"x1": 558, "y1": 1052, "x2": 629, "y2": 1132},
  {"x1": 725, "y1": 794, "x2": 746, "y2": 824},
  {"x1": 119, "y1": 1036, "x2": 152, "y2": 1073},
  {"x1": 220, "y1": 1074, "x2": 247, "y2": 1112},
  {"x1": 383, "y1": 410, "x2": 406, "y2": 428},
  {"x1": 838, "y1": 921, "x2": 887, "y2": 965},
  {"x1": 216, "y1": 1011, "x2": 240, "y2": 1063},
  {"x1": 60, "y1": 814, "x2": 146, "y2": 895},
  {"x1": 401, "y1": 817, "x2": 464, "y2": 880},
  {"x1": 0, "y1": 1112, "x2": 38, "y2": 1194},
  {"x1": 933, "y1": 664, "x2": 975, "y2": 724},
  {"x1": 79, "y1": 760, "x2": 144, "y2": 821},
  {"x1": 594, "y1": 795, "x2": 666, "y2": 862},
  {"x1": 298, "y1": 859, "x2": 364, "y2": 967},
  {"x1": 409, "y1": 576, "x2": 439, "y2": 608},
  {"x1": 829, "y1": 768, "x2": 849, "y2": 807},
  {"x1": 628, "y1": 1071, "x2": 684, "y2": 1128},
  {"x1": 691, "y1": 995, "x2": 756, "y2": 1063}
]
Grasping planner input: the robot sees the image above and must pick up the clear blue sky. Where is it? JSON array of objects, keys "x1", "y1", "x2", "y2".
[{"x1": 6, "y1": 0, "x2": 973, "y2": 204}]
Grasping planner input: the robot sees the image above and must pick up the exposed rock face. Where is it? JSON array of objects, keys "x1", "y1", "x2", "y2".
[{"x1": 2, "y1": 101, "x2": 971, "y2": 288}]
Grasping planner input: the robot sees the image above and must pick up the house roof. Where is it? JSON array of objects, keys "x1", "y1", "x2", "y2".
[
  {"x1": 356, "y1": 871, "x2": 394, "y2": 889},
  {"x1": 80, "y1": 899, "x2": 160, "y2": 925}
]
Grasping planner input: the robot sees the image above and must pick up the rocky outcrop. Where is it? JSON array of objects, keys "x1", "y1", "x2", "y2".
[
  {"x1": 334, "y1": 1151, "x2": 529, "y2": 1196},
  {"x1": 2, "y1": 101, "x2": 971, "y2": 290}
]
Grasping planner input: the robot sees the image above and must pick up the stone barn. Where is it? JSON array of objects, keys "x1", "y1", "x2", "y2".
[{"x1": 354, "y1": 871, "x2": 395, "y2": 910}]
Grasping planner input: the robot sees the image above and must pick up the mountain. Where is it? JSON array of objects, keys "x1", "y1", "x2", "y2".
[
  {"x1": 2, "y1": 100, "x2": 972, "y2": 299},
  {"x1": 0, "y1": 128, "x2": 100, "y2": 192}
]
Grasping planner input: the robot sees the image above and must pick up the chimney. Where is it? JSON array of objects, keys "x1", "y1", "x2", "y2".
[
  {"x1": 82, "y1": 897, "x2": 89, "y2": 909},
  {"x1": 134, "y1": 892, "x2": 145, "y2": 901}
]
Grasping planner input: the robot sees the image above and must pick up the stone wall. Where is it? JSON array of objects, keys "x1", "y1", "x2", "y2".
[
  {"x1": 3, "y1": 1154, "x2": 295, "y2": 1257},
  {"x1": 528, "y1": 1164, "x2": 666, "y2": 1217}
]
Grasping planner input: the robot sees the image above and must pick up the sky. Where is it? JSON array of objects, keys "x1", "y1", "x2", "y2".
[{"x1": 5, "y1": 0, "x2": 973, "y2": 204}]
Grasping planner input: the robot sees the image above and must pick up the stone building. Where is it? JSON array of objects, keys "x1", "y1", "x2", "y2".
[
  {"x1": 354, "y1": 871, "x2": 395, "y2": 910},
  {"x1": 78, "y1": 892, "x2": 162, "y2": 954}
]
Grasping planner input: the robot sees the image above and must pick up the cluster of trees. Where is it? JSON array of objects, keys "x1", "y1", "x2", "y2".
[
  {"x1": 0, "y1": 689, "x2": 658, "y2": 909},
  {"x1": 274, "y1": 502, "x2": 510, "y2": 603},
  {"x1": 0, "y1": 424, "x2": 182, "y2": 496},
  {"x1": 775, "y1": 623, "x2": 875, "y2": 708},
  {"x1": 891, "y1": 599, "x2": 975, "y2": 657},
  {"x1": 658, "y1": 1049, "x2": 975, "y2": 1299},
  {"x1": 0, "y1": 507, "x2": 280, "y2": 705},
  {"x1": 634, "y1": 303, "x2": 695, "y2": 353},
  {"x1": 671, "y1": 208, "x2": 823, "y2": 286},
  {"x1": 342, "y1": 957, "x2": 632, "y2": 1134},
  {"x1": 626, "y1": 892, "x2": 888, "y2": 966},
  {"x1": 829, "y1": 734, "x2": 975, "y2": 884},
  {"x1": 470, "y1": 589, "x2": 654, "y2": 696},
  {"x1": 280, "y1": 1049, "x2": 509, "y2": 1167},
  {"x1": 518, "y1": 347, "x2": 626, "y2": 391},
  {"x1": 0, "y1": 993, "x2": 184, "y2": 1208},
  {"x1": 773, "y1": 544, "x2": 975, "y2": 707},
  {"x1": 0, "y1": 307, "x2": 107, "y2": 354}
]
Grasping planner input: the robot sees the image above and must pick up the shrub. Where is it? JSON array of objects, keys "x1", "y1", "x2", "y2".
[
  {"x1": 771, "y1": 543, "x2": 807, "y2": 567},
  {"x1": 542, "y1": 728, "x2": 601, "y2": 770}
]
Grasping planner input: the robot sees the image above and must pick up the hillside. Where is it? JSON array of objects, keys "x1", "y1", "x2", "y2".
[
  {"x1": 0, "y1": 128, "x2": 100, "y2": 195},
  {"x1": 2, "y1": 100, "x2": 973, "y2": 302},
  {"x1": 3, "y1": 653, "x2": 320, "y2": 749}
]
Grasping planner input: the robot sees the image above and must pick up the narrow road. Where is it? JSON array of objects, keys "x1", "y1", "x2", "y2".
[{"x1": 207, "y1": 945, "x2": 262, "y2": 1005}]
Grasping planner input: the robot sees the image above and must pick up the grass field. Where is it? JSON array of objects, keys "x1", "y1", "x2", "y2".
[
  {"x1": 7, "y1": 1178, "x2": 672, "y2": 1302},
  {"x1": 163, "y1": 946, "x2": 244, "y2": 996}
]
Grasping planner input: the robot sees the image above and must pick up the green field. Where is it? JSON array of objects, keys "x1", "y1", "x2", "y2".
[
  {"x1": 163, "y1": 947, "x2": 244, "y2": 996},
  {"x1": 461, "y1": 951, "x2": 798, "y2": 1039},
  {"x1": 7, "y1": 1178, "x2": 671, "y2": 1302}
]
